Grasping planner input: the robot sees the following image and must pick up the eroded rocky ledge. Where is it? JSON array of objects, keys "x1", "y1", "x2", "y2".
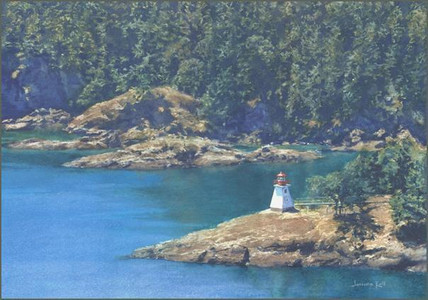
[
  {"x1": 2, "y1": 108, "x2": 71, "y2": 131},
  {"x1": 62, "y1": 135, "x2": 320, "y2": 169},
  {"x1": 131, "y1": 196, "x2": 426, "y2": 272},
  {"x1": 6, "y1": 129, "x2": 122, "y2": 150}
]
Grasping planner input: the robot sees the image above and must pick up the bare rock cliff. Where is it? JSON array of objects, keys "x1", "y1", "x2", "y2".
[{"x1": 2, "y1": 53, "x2": 83, "y2": 118}]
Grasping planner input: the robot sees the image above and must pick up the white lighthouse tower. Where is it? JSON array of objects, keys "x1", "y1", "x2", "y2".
[{"x1": 270, "y1": 171, "x2": 295, "y2": 212}]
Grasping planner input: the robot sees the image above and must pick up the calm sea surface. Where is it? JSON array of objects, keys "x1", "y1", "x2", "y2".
[{"x1": 2, "y1": 132, "x2": 426, "y2": 298}]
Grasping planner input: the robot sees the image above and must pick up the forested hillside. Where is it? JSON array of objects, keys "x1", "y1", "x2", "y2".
[{"x1": 2, "y1": 1, "x2": 426, "y2": 143}]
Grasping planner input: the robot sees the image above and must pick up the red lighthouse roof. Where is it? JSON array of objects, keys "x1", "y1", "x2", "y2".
[{"x1": 274, "y1": 171, "x2": 289, "y2": 186}]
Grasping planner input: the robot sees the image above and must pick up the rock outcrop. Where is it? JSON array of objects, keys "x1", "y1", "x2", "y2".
[
  {"x1": 330, "y1": 129, "x2": 423, "y2": 151},
  {"x1": 63, "y1": 136, "x2": 242, "y2": 169},
  {"x1": 6, "y1": 128, "x2": 121, "y2": 150},
  {"x1": 245, "y1": 145, "x2": 320, "y2": 163},
  {"x1": 242, "y1": 98, "x2": 271, "y2": 133},
  {"x1": 5, "y1": 87, "x2": 209, "y2": 151},
  {"x1": 330, "y1": 140, "x2": 386, "y2": 152},
  {"x1": 131, "y1": 196, "x2": 426, "y2": 272},
  {"x1": 2, "y1": 108, "x2": 71, "y2": 131},
  {"x1": 66, "y1": 87, "x2": 208, "y2": 142},
  {"x1": 2, "y1": 52, "x2": 83, "y2": 118},
  {"x1": 4, "y1": 90, "x2": 320, "y2": 169},
  {"x1": 62, "y1": 135, "x2": 320, "y2": 170},
  {"x1": 7, "y1": 137, "x2": 108, "y2": 150}
]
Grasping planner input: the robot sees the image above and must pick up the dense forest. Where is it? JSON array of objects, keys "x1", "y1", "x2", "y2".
[{"x1": 2, "y1": 1, "x2": 426, "y2": 143}]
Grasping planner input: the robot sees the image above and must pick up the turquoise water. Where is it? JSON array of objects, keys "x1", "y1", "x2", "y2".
[
  {"x1": 1, "y1": 129, "x2": 80, "y2": 142},
  {"x1": 1, "y1": 135, "x2": 426, "y2": 298}
]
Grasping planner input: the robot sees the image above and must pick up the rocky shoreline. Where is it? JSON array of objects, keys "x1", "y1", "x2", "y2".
[
  {"x1": 6, "y1": 129, "x2": 122, "y2": 150},
  {"x1": 2, "y1": 108, "x2": 71, "y2": 131},
  {"x1": 62, "y1": 136, "x2": 320, "y2": 169},
  {"x1": 3, "y1": 87, "x2": 424, "y2": 169},
  {"x1": 3, "y1": 87, "x2": 321, "y2": 170},
  {"x1": 131, "y1": 196, "x2": 426, "y2": 272}
]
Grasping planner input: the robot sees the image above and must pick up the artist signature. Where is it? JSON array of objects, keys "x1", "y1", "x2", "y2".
[{"x1": 351, "y1": 280, "x2": 386, "y2": 289}]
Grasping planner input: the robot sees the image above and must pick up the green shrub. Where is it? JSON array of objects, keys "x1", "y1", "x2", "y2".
[{"x1": 307, "y1": 137, "x2": 426, "y2": 241}]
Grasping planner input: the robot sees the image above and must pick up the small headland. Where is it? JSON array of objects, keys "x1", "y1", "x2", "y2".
[{"x1": 131, "y1": 196, "x2": 426, "y2": 272}]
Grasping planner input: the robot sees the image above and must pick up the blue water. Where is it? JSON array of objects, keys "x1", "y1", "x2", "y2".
[{"x1": 2, "y1": 135, "x2": 426, "y2": 298}]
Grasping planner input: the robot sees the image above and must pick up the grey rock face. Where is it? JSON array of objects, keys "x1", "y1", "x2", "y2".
[
  {"x1": 2, "y1": 52, "x2": 83, "y2": 118},
  {"x1": 242, "y1": 99, "x2": 271, "y2": 133}
]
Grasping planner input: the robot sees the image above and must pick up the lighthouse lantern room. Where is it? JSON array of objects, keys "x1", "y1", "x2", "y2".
[{"x1": 270, "y1": 171, "x2": 295, "y2": 212}]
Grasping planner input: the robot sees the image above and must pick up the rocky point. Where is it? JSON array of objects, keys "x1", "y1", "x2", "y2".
[{"x1": 131, "y1": 196, "x2": 426, "y2": 272}]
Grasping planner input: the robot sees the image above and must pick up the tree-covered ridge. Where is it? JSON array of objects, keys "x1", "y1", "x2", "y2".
[{"x1": 2, "y1": 1, "x2": 426, "y2": 143}]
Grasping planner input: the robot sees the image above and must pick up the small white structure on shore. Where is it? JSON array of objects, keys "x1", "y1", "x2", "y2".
[{"x1": 270, "y1": 171, "x2": 294, "y2": 212}]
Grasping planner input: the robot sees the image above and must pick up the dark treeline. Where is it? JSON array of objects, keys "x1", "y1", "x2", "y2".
[{"x1": 2, "y1": 1, "x2": 426, "y2": 142}]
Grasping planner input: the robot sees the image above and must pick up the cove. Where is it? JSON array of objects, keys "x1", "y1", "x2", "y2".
[{"x1": 1, "y1": 137, "x2": 426, "y2": 298}]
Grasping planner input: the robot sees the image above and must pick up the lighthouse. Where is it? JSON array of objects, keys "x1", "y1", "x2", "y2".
[{"x1": 270, "y1": 171, "x2": 295, "y2": 212}]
